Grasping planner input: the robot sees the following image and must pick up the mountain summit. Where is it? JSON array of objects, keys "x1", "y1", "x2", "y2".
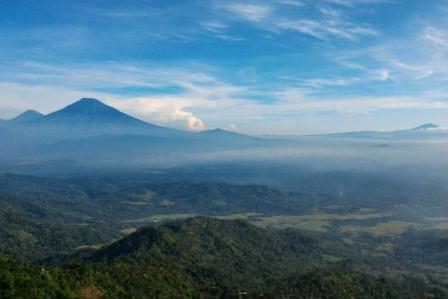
[
  {"x1": 42, "y1": 98, "x2": 146, "y2": 126},
  {"x1": 58, "y1": 98, "x2": 113, "y2": 113},
  {"x1": 412, "y1": 123, "x2": 439, "y2": 131},
  {"x1": 2, "y1": 98, "x2": 189, "y2": 145},
  {"x1": 8, "y1": 109, "x2": 43, "y2": 124},
  {"x1": 0, "y1": 98, "x2": 261, "y2": 169}
]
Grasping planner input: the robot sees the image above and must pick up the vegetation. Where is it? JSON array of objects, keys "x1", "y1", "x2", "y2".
[
  {"x1": 2, "y1": 217, "x2": 447, "y2": 299},
  {"x1": 2, "y1": 173, "x2": 448, "y2": 297}
]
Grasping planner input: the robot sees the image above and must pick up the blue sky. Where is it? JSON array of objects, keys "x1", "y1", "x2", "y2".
[{"x1": 1, "y1": 0, "x2": 448, "y2": 134}]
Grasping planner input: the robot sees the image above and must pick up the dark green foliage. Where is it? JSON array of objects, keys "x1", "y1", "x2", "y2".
[
  {"x1": 0, "y1": 174, "x2": 313, "y2": 261},
  {"x1": 2, "y1": 218, "x2": 446, "y2": 299},
  {"x1": 276, "y1": 268, "x2": 448, "y2": 299},
  {"x1": 2, "y1": 174, "x2": 448, "y2": 298},
  {"x1": 89, "y1": 217, "x2": 319, "y2": 293},
  {"x1": 0, "y1": 192, "x2": 122, "y2": 261}
]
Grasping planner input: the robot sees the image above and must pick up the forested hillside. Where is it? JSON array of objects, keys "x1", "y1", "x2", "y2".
[
  {"x1": 2, "y1": 217, "x2": 446, "y2": 299},
  {"x1": 2, "y1": 174, "x2": 448, "y2": 298}
]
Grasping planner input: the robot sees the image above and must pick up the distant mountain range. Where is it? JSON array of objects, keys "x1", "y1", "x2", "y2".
[
  {"x1": 0, "y1": 97, "x2": 446, "y2": 171},
  {"x1": 263, "y1": 122, "x2": 445, "y2": 140},
  {"x1": 320, "y1": 122, "x2": 446, "y2": 139},
  {"x1": 2, "y1": 98, "x2": 441, "y2": 139},
  {"x1": 7, "y1": 109, "x2": 43, "y2": 124},
  {"x1": 1, "y1": 98, "x2": 189, "y2": 139},
  {"x1": 0, "y1": 98, "x2": 263, "y2": 169},
  {"x1": 6, "y1": 98, "x2": 265, "y2": 140}
]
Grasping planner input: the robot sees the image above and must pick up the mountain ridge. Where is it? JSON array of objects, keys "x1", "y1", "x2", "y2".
[
  {"x1": 40, "y1": 98, "x2": 151, "y2": 127},
  {"x1": 6, "y1": 109, "x2": 43, "y2": 124},
  {"x1": 412, "y1": 123, "x2": 439, "y2": 131}
]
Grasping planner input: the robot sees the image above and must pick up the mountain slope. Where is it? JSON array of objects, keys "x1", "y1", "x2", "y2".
[
  {"x1": 277, "y1": 268, "x2": 447, "y2": 299},
  {"x1": 24, "y1": 98, "x2": 187, "y2": 139},
  {"x1": 40, "y1": 98, "x2": 150, "y2": 127},
  {"x1": 89, "y1": 217, "x2": 319, "y2": 289},
  {"x1": 0, "y1": 98, "x2": 268, "y2": 170},
  {"x1": 91, "y1": 216, "x2": 316, "y2": 262},
  {"x1": 195, "y1": 128, "x2": 267, "y2": 147},
  {"x1": 6, "y1": 110, "x2": 43, "y2": 125},
  {"x1": 0, "y1": 174, "x2": 318, "y2": 261},
  {"x1": 2, "y1": 217, "x2": 446, "y2": 298},
  {"x1": 319, "y1": 123, "x2": 447, "y2": 140},
  {"x1": 412, "y1": 123, "x2": 439, "y2": 131}
]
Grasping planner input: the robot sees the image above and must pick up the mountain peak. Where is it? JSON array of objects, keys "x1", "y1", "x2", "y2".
[
  {"x1": 63, "y1": 98, "x2": 115, "y2": 113},
  {"x1": 35, "y1": 98, "x2": 181, "y2": 138},
  {"x1": 75, "y1": 98, "x2": 105, "y2": 105},
  {"x1": 412, "y1": 123, "x2": 439, "y2": 131},
  {"x1": 8, "y1": 109, "x2": 44, "y2": 124},
  {"x1": 45, "y1": 98, "x2": 134, "y2": 120}
]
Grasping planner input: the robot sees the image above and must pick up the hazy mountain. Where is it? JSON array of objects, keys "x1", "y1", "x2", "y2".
[
  {"x1": 4, "y1": 98, "x2": 258, "y2": 143},
  {"x1": 412, "y1": 123, "x2": 439, "y2": 131},
  {"x1": 318, "y1": 123, "x2": 447, "y2": 140},
  {"x1": 38, "y1": 98, "x2": 155, "y2": 129},
  {"x1": 21, "y1": 98, "x2": 188, "y2": 139},
  {"x1": 1, "y1": 97, "x2": 445, "y2": 172},
  {"x1": 198, "y1": 128, "x2": 263, "y2": 145},
  {"x1": 199, "y1": 128, "x2": 250, "y2": 137},
  {"x1": 6, "y1": 109, "x2": 43, "y2": 125},
  {"x1": 0, "y1": 98, "x2": 267, "y2": 170}
]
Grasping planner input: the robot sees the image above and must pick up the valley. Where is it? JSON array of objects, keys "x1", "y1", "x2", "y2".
[
  {"x1": 2, "y1": 100, "x2": 448, "y2": 298},
  {"x1": 2, "y1": 169, "x2": 448, "y2": 298}
]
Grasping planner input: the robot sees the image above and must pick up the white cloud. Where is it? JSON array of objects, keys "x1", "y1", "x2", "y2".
[
  {"x1": 424, "y1": 26, "x2": 448, "y2": 48},
  {"x1": 2, "y1": 78, "x2": 448, "y2": 135},
  {"x1": 200, "y1": 21, "x2": 245, "y2": 41},
  {"x1": 0, "y1": 62, "x2": 248, "y2": 131},
  {"x1": 323, "y1": 0, "x2": 392, "y2": 6},
  {"x1": 272, "y1": 87, "x2": 448, "y2": 114},
  {"x1": 277, "y1": 19, "x2": 378, "y2": 40},
  {"x1": 294, "y1": 77, "x2": 361, "y2": 87},
  {"x1": 226, "y1": 123, "x2": 241, "y2": 132},
  {"x1": 200, "y1": 21, "x2": 228, "y2": 32},
  {"x1": 0, "y1": 82, "x2": 107, "y2": 117},
  {"x1": 377, "y1": 69, "x2": 390, "y2": 81},
  {"x1": 111, "y1": 97, "x2": 206, "y2": 131},
  {"x1": 277, "y1": 0, "x2": 306, "y2": 7},
  {"x1": 222, "y1": 3, "x2": 272, "y2": 22},
  {"x1": 330, "y1": 23, "x2": 448, "y2": 84},
  {"x1": 217, "y1": 1, "x2": 379, "y2": 41}
]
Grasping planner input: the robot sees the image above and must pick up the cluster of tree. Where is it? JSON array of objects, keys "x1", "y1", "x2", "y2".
[
  {"x1": 3, "y1": 174, "x2": 448, "y2": 297},
  {"x1": 0, "y1": 174, "x2": 315, "y2": 261},
  {"x1": 1, "y1": 217, "x2": 447, "y2": 298}
]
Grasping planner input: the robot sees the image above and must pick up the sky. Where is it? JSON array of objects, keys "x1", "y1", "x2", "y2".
[{"x1": 1, "y1": 0, "x2": 448, "y2": 134}]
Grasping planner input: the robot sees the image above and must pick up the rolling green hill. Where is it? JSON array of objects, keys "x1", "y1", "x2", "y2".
[{"x1": 2, "y1": 217, "x2": 446, "y2": 299}]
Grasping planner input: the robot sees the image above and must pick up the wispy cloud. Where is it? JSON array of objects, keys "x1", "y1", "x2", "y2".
[
  {"x1": 0, "y1": 62, "x2": 248, "y2": 131},
  {"x1": 215, "y1": 1, "x2": 380, "y2": 41},
  {"x1": 112, "y1": 97, "x2": 206, "y2": 131},
  {"x1": 200, "y1": 21, "x2": 245, "y2": 41},
  {"x1": 331, "y1": 23, "x2": 448, "y2": 84},
  {"x1": 292, "y1": 77, "x2": 362, "y2": 88},
  {"x1": 277, "y1": 19, "x2": 378, "y2": 40},
  {"x1": 322, "y1": 0, "x2": 393, "y2": 6},
  {"x1": 277, "y1": 0, "x2": 306, "y2": 7},
  {"x1": 274, "y1": 88, "x2": 448, "y2": 114},
  {"x1": 2, "y1": 1, "x2": 447, "y2": 134},
  {"x1": 222, "y1": 3, "x2": 273, "y2": 22},
  {"x1": 424, "y1": 26, "x2": 448, "y2": 48}
]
